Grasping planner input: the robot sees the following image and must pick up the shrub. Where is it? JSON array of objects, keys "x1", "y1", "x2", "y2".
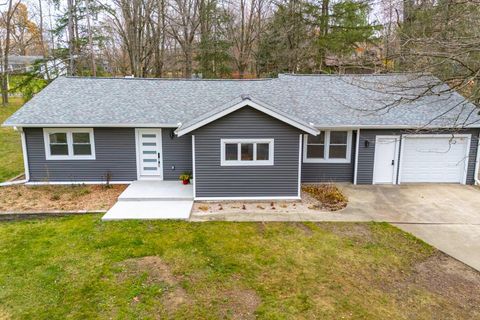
[{"x1": 302, "y1": 184, "x2": 348, "y2": 211}]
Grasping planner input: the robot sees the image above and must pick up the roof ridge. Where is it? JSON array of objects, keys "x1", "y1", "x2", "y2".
[
  {"x1": 279, "y1": 72, "x2": 433, "y2": 77},
  {"x1": 63, "y1": 76, "x2": 275, "y2": 82}
]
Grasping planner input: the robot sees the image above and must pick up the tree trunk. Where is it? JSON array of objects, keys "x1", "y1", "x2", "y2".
[
  {"x1": 67, "y1": 0, "x2": 76, "y2": 75},
  {"x1": 85, "y1": 0, "x2": 97, "y2": 76},
  {"x1": 38, "y1": 0, "x2": 51, "y2": 80},
  {"x1": 2, "y1": 0, "x2": 18, "y2": 106}
]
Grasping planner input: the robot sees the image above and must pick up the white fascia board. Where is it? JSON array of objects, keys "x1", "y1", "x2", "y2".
[
  {"x1": 2, "y1": 123, "x2": 179, "y2": 128},
  {"x1": 175, "y1": 99, "x2": 319, "y2": 137},
  {"x1": 313, "y1": 124, "x2": 480, "y2": 130}
]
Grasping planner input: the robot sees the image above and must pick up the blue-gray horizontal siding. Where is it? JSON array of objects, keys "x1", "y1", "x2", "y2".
[
  {"x1": 162, "y1": 130, "x2": 192, "y2": 180},
  {"x1": 357, "y1": 129, "x2": 480, "y2": 185},
  {"x1": 194, "y1": 107, "x2": 300, "y2": 197},
  {"x1": 301, "y1": 131, "x2": 356, "y2": 183},
  {"x1": 25, "y1": 127, "x2": 137, "y2": 182}
]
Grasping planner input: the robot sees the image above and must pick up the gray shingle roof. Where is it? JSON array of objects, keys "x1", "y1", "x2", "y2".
[{"x1": 4, "y1": 73, "x2": 480, "y2": 129}]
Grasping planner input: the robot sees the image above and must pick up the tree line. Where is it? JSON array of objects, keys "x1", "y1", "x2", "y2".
[{"x1": 0, "y1": 0, "x2": 479, "y2": 113}]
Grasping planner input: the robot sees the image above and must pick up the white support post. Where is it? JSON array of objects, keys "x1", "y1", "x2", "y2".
[
  {"x1": 353, "y1": 129, "x2": 360, "y2": 185},
  {"x1": 298, "y1": 134, "x2": 302, "y2": 198},
  {"x1": 475, "y1": 134, "x2": 480, "y2": 185},
  {"x1": 192, "y1": 135, "x2": 196, "y2": 198}
]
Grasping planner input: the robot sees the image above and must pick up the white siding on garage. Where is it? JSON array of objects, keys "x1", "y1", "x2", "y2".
[{"x1": 400, "y1": 135, "x2": 470, "y2": 183}]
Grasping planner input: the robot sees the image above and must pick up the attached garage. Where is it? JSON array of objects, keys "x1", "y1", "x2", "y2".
[{"x1": 399, "y1": 135, "x2": 471, "y2": 184}]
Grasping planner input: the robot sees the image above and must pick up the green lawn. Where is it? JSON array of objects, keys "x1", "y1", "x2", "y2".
[
  {"x1": 1, "y1": 216, "x2": 478, "y2": 319},
  {"x1": 0, "y1": 97, "x2": 24, "y2": 182}
]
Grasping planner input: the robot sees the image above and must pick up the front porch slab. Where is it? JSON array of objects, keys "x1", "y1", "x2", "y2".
[
  {"x1": 102, "y1": 180, "x2": 194, "y2": 220},
  {"x1": 119, "y1": 180, "x2": 193, "y2": 201}
]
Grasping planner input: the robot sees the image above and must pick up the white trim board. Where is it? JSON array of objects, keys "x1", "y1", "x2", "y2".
[
  {"x1": 297, "y1": 134, "x2": 302, "y2": 198},
  {"x1": 353, "y1": 129, "x2": 360, "y2": 185},
  {"x1": 20, "y1": 130, "x2": 30, "y2": 182},
  {"x1": 175, "y1": 99, "x2": 319, "y2": 137},
  {"x1": 195, "y1": 196, "x2": 301, "y2": 201},
  {"x1": 26, "y1": 181, "x2": 133, "y2": 185},
  {"x1": 192, "y1": 135, "x2": 196, "y2": 198},
  {"x1": 475, "y1": 134, "x2": 480, "y2": 185},
  {"x1": 4, "y1": 123, "x2": 179, "y2": 128}
]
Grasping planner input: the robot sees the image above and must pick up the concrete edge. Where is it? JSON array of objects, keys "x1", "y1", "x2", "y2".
[{"x1": 0, "y1": 210, "x2": 105, "y2": 221}]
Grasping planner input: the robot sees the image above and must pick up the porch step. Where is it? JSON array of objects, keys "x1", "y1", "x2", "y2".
[
  {"x1": 118, "y1": 180, "x2": 194, "y2": 201},
  {"x1": 102, "y1": 200, "x2": 193, "y2": 220},
  {"x1": 118, "y1": 196, "x2": 193, "y2": 201}
]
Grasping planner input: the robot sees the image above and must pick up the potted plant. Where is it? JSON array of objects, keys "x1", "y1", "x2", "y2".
[{"x1": 179, "y1": 172, "x2": 192, "y2": 185}]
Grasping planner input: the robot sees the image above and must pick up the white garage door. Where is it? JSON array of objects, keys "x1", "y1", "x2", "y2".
[{"x1": 400, "y1": 135, "x2": 470, "y2": 184}]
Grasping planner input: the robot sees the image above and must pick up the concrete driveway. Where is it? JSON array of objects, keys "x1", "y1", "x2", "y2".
[{"x1": 342, "y1": 184, "x2": 480, "y2": 271}]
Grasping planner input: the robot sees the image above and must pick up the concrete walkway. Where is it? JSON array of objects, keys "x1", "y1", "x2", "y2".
[{"x1": 191, "y1": 184, "x2": 480, "y2": 271}]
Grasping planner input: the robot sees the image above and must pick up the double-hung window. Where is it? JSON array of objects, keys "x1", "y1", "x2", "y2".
[
  {"x1": 303, "y1": 131, "x2": 352, "y2": 163},
  {"x1": 221, "y1": 139, "x2": 274, "y2": 166},
  {"x1": 44, "y1": 128, "x2": 96, "y2": 160}
]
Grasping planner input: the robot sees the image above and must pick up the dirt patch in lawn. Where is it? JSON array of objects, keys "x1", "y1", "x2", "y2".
[
  {"x1": 217, "y1": 288, "x2": 261, "y2": 320},
  {"x1": 319, "y1": 222, "x2": 374, "y2": 243},
  {"x1": 410, "y1": 253, "x2": 480, "y2": 314},
  {"x1": 0, "y1": 184, "x2": 126, "y2": 212},
  {"x1": 116, "y1": 256, "x2": 188, "y2": 313},
  {"x1": 293, "y1": 222, "x2": 314, "y2": 236}
]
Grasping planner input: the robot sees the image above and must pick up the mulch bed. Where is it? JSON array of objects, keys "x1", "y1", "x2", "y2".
[{"x1": 0, "y1": 184, "x2": 126, "y2": 213}]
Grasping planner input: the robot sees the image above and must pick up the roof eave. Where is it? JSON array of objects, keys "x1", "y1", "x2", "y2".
[{"x1": 1, "y1": 123, "x2": 180, "y2": 128}]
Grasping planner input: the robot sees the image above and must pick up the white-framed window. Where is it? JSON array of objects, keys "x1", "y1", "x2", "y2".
[
  {"x1": 43, "y1": 128, "x2": 96, "y2": 160},
  {"x1": 303, "y1": 131, "x2": 352, "y2": 163},
  {"x1": 220, "y1": 138, "x2": 274, "y2": 166}
]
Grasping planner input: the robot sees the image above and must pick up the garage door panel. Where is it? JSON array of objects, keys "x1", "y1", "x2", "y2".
[{"x1": 400, "y1": 136, "x2": 468, "y2": 183}]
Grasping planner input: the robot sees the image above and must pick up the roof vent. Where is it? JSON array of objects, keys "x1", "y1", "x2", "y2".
[{"x1": 241, "y1": 94, "x2": 251, "y2": 100}]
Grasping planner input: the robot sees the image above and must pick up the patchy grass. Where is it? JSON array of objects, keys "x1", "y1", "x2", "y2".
[
  {"x1": 302, "y1": 184, "x2": 348, "y2": 210},
  {"x1": 0, "y1": 184, "x2": 126, "y2": 212},
  {"x1": 0, "y1": 97, "x2": 24, "y2": 182},
  {"x1": 0, "y1": 217, "x2": 479, "y2": 319}
]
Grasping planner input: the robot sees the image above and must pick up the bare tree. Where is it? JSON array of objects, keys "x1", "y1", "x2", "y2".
[
  {"x1": 1, "y1": 0, "x2": 20, "y2": 105},
  {"x1": 166, "y1": 0, "x2": 201, "y2": 77},
  {"x1": 67, "y1": 0, "x2": 75, "y2": 75},
  {"x1": 224, "y1": 0, "x2": 263, "y2": 78},
  {"x1": 85, "y1": 0, "x2": 96, "y2": 76}
]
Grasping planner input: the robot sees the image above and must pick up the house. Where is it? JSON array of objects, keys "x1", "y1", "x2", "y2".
[
  {"x1": 1, "y1": 55, "x2": 67, "y2": 80},
  {"x1": 3, "y1": 73, "x2": 480, "y2": 201},
  {"x1": 1, "y1": 55, "x2": 43, "y2": 74}
]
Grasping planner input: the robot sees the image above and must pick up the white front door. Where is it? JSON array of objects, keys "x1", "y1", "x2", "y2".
[
  {"x1": 373, "y1": 136, "x2": 400, "y2": 184},
  {"x1": 136, "y1": 129, "x2": 163, "y2": 179}
]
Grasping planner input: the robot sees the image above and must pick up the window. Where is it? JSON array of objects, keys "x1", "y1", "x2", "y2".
[
  {"x1": 44, "y1": 128, "x2": 95, "y2": 160},
  {"x1": 304, "y1": 131, "x2": 352, "y2": 163},
  {"x1": 221, "y1": 139, "x2": 274, "y2": 166}
]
